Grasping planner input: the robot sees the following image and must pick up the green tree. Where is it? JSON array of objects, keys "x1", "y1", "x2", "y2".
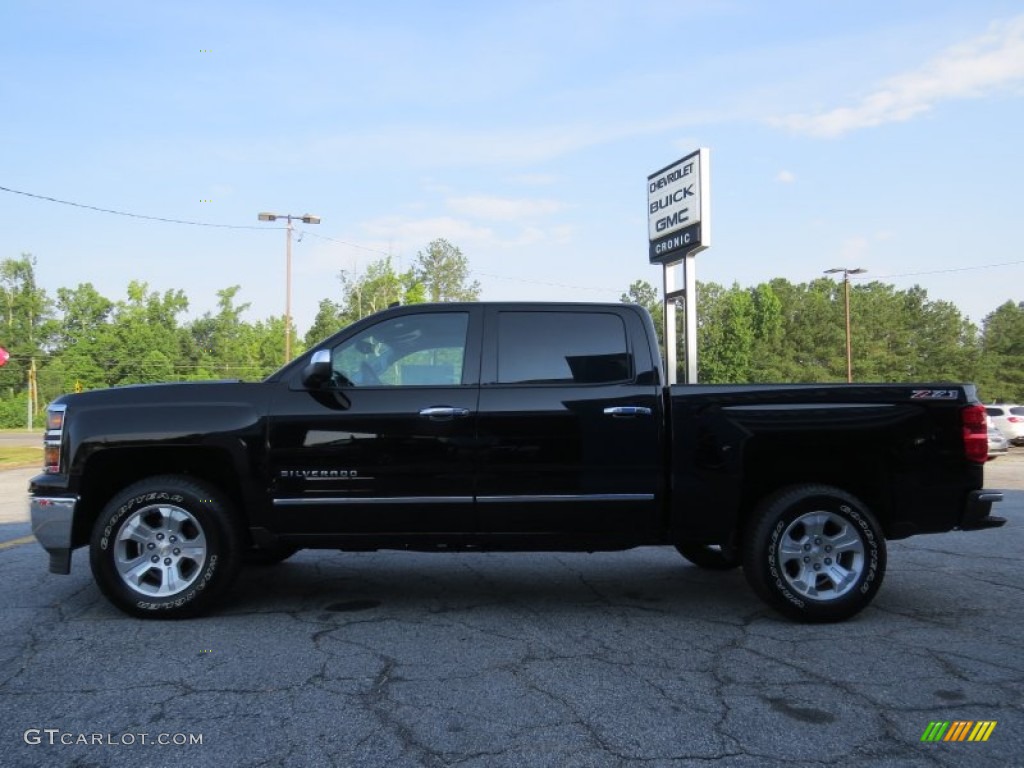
[
  {"x1": 629, "y1": 276, "x2": 979, "y2": 385},
  {"x1": 53, "y1": 282, "x2": 113, "y2": 350},
  {"x1": 0, "y1": 255, "x2": 52, "y2": 416},
  {"x1": 185, "y1": 285, "x2": 273, "y2": 380},
  {"x1": 413, "y1": 238, "x2": 481, "y2": 302},
  {"x1": 763, "y1": 278, "x2": 845, "y2": 381},
  {"x1": 248, "y1": 315, "x2": 290, "y2": 374},
  {"x1": 337, "y1": 257, "x2": 425, "y2": 325},
  {"x1": 913, "y1": 298, "x2": 978, "y2": 382},
  {"x1": 698, "y1": 282, "x2": 756, "y2": 383},
  {"x1": 621, "y1": 279, "x2": 665, "y2": 349},
  {"x1": 848, "y1": 283, "x2": 977, "y2": 383},
  {"x1": 99, "y1": 281, "x2": 191, "y2": 385},
  {"x1": 306, "y1": 240, "x2": 478, "y2": 344},
  {"x1": 976, "y1": 301, "x2": 1024, "y2": 401},
  {"x1": 748, "y1": 283, "x2": 783, "y2": 380},
  {"x1": 40, "y1": 282, "x2": 116, "y2": 397},
  {"x1": 304, "y1": 298, "x2": 344, "y2": 348}
]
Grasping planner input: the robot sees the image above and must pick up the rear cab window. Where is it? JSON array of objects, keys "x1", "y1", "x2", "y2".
[{"x1": 495, "y1": 311, "x2": 632, "y2": 385}]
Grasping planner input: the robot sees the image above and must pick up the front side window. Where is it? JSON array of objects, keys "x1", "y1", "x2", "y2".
[
  {"x1": 497, "y1": 312, "x2": 631, "y2": 385},
  {"x1": 331, "y1": 312, "x2": 469, "y2": 386}
]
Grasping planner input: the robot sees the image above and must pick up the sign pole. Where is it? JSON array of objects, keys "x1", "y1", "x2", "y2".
[
  {"x1": 663, "y1": 263, "x2": 677, "y2": 384},
  {"x1": 684, "y1": 253, "x2": 698, "y2": 383}
]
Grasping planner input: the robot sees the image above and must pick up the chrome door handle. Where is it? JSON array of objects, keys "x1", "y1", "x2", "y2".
[
  {"x1": 603, "y1": 406, "x2": 652, "y2": 418},
  {"x1": 418, "y1": 406, "x2": 471, "y2": 421}
]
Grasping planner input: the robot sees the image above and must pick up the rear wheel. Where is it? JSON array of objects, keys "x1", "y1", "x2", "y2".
[
  {"x1": 674, "y1": 542, "x2": 741, "y2": 570},
  {"x1": 742, "y1": 484, "x2": 886, "y2": 622},
  {"x1": 90, "y1": 475, "x2": 242, "y2": 619}
]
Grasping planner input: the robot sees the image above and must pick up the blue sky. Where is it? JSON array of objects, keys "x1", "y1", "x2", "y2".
[{"x1": 3, "y1": 0, "x2": 1023, "y2": 338}]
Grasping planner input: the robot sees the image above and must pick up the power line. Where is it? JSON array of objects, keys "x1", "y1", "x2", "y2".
[
  {"x1": 15, "y1": 182, "x2": 1016, "y2": 296},
  {"x1": 296, "y1": 229, "x2": 391, "y2": 257},
  {"x1": 0, "y1": 184, "x2": 278, "y2": 230},
  {"x1": 849, "y1": 260, "x2": 1024, "y2": 280}
]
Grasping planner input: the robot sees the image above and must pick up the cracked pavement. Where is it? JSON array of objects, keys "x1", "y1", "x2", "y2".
[{"x1": 0, "y1": 469, "x2": 1022, "y2": 766}]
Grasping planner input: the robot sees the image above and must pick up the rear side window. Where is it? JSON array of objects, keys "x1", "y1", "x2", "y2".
[{"x1": 497, "y1": 311, "x2": 631, "y2": 384}]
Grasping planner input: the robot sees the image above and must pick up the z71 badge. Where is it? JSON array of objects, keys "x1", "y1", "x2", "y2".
[{"x1": 910, "y1": 389, "x2": 959, "y2": 400}]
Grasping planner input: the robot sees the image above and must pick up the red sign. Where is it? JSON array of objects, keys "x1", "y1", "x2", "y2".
[{"x1": 0, "y1": 347, "x2": 8, "y2": 367}]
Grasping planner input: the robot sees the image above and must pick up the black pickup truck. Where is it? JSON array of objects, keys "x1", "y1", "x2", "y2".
[{"x1": 29, "y1": 302, "x2": 1005, "y2": 622}]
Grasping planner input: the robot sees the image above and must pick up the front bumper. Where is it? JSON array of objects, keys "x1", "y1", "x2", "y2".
[
  {"x1": 30, "y1": 496, "x2": 78, "y2": 574},
  {"x1": 960, "y1": 490, "x2": 1006, "y2": 531}
]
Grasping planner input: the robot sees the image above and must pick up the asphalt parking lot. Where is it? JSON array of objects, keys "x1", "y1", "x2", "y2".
[{"x1": 0, "y1": 457, "x2": 1021, "y2": 767}]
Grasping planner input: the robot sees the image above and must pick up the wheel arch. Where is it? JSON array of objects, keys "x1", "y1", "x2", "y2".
[
  {"x1": 735, "y1": 437, "x2": 891, "y2": 540},
  {"x1": 72, "y1": 446, "x2": 250, "y2": 549}
]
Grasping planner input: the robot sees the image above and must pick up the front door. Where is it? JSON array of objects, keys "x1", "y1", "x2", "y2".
[{"x1": 267, "y1": 307, "x2": 482, "y2": 535}]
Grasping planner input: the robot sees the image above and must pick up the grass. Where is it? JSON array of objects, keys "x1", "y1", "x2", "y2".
[{"x1": 0, "y1": 446, "x2": 43, "y2": 470}]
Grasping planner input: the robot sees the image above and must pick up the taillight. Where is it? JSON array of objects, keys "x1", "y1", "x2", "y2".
[
  {"x1": 43, "y1": 404, "x2": 67, "y2": 474},
  {"x1": 962, "y1": 405, "x2": 988, "y2": 463},
  {"x1": 1008, "y1": 416, "x2": 1024, "y2": 423}
]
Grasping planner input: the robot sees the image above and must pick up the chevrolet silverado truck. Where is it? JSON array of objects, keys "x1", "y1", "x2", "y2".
[{"x1": 29, "y1": 302, "x2": 1005, "y2": 622}]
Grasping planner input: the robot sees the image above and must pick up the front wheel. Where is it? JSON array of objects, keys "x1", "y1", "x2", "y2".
[
  {"x1": 742, "y1": 484, "x2": 886, "y2": 623},
  {"x1": 90, "y1": 475, "x2": 242, "y2": 619}
]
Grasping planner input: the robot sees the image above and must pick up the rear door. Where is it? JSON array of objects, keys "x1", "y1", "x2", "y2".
[{"x1": 475, "y1": 306, "x2": 663, "y2": 536}]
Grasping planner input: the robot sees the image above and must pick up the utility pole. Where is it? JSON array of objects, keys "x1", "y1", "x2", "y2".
[
  {"x1": 258, "y1": 211, "x2": 321, "y2": 361},
  {"x1": 824, "y1": 267, "x2": 867, "y2": 383},
  {"x1": 27, "y1": 357, "x2": 37, "y2": 429}
]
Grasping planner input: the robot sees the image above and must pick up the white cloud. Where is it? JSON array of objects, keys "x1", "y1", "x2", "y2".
[
  {"x1": 446, "y1": 195, "x2": 566, "y2": 221},
  {"x1": 354, "y1": 213, "x2": 577, "y2": 261},
  {"x1": 509, "y1": 173, "x2": 560, "y2": 186},
  {"x1": 358, "y1": 215, "x2": 501, "y2": 255},
  {"x1": 828, "y1": 230, "x2": 894, "y2": 271},
  {"x1": 670, "y1": 136, "x2": 703, "y2": 154},
  {"x1": 287, "y1": 105, "x2": 736, "y2": 172},
  {"x1": 776, "y1": 170, "x2": 796, "y2": 183},
  {"x1": 837, "y1": 236, "x2": 870, "y2": 264},
  {"x1": 774, "y1": 15, "x2": 1024, "y2": 137}
]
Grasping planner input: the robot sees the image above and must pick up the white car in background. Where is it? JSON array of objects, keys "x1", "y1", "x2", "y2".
[
  {"x1": 987, "y1": 414, "x2": 1009, "y2": 458},
  {"x1": 985, "y1": 404, "x2": 1024, "y2": 445}
]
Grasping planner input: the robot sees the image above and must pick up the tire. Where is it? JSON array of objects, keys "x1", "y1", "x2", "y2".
[
  {"x1": 742, "y1": 484, "x2": 886, "y2": 623},
  {"x1": 242, "y1": 543, "x2": 299, "y2": 567},
  {"x1": 674, "y1": 542, "x2": 741, "y2": 570},
  {"x1": 89, "y1": 475, "x2": 242, "y2": 619}
]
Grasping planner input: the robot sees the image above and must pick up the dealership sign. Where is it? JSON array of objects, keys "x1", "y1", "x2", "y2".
[{"x1": 648, "y1": 148, "x2": 710, "y2": 264}]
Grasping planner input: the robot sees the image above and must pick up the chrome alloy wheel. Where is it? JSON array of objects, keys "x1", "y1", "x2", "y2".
[
  {"x1": 776, "y1": 510, "x2": 865, "y2": 601},
  {"x1": 114, "y1": 503, "x2": 208, "y2": 597}
]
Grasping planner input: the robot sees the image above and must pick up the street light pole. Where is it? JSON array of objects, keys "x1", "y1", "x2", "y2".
[
  {"x1": 824, "y1": 267, "x2": 866, "y2": 383},
  {"x1": 285, "y1": 217, "x2": 293, "y2": 361},
  {"x1": 258, "y1": 211, "x2": 321, "y2": 361}
]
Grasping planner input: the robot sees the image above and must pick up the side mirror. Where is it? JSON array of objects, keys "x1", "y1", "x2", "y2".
[{"x1": 301, "y1": 349, "x2": 331, "y2": 388}]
